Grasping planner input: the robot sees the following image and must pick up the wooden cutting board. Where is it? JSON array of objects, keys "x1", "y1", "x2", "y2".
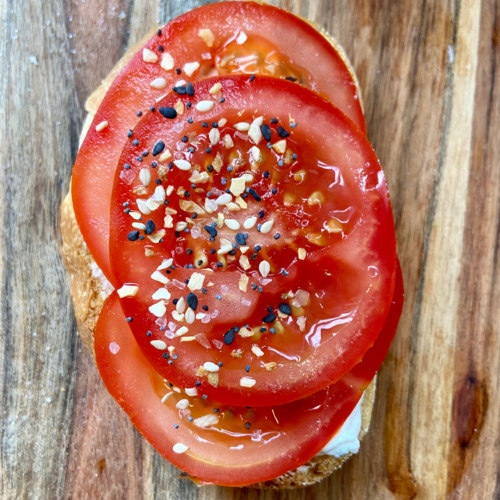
[{"x1": 1, "y1": 0, "x2": 497, "y2": 498}]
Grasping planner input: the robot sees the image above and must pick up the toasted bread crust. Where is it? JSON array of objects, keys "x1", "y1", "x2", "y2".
[{"x1": 60, "y1": 15, "x2": 374, "y2": 489}]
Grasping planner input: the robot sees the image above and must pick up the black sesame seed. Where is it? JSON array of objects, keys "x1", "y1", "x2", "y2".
[
  {"x1": 260, "y1": 327, "x2": 266, "y2": 333},
  {"x1": 285, "y1": 76, "x2": 298, "y2": 82},
  {"x1": 181, "y1": 135, "x2": 189, "y2": 143},
  {"x1": 132, "y1": 139, "x2": 139, "y2": 146},
  {"x1": 224, "y1": 328, "x2": 235, "y2": 345},
  {"x1": 184, "y1": 279, "x2": 189, "y2": 284},
  {"x1": 279, "y1": 303, "x2": 292, "y2": 315},
  {"x1": 272, "y1": 188, "x2": 277, "y2": 194},
  {"x1": 228, "y1": 250, "x2": 236, "y2": 256},
  {"x1": 139, "y1": 235, "x2": 144, "y2": 240},
  {"x1": 151, "y1": 161, "x2": 157, "y2": 168},
  {"x1": 202, "y1": 305, "x2": 208, "y2": 311},
  {"x1": 248, "y1": 188, "x2": 261, "y2": 201},
  {"x1": 159, "y1": 107, "x2": 177, "y2": 119},
  {"x1": 158, "y1": 45, "x2": 164, "y2": 52},
  {"x1": 127, "y1": 231, "x2": 139, "y2": 241},
  {"x1": 291, "y1": 122, "x2": 297, "y2": 128},
  {"x1": 245, "y1": 422, "x2": 251, "y2": 429},
  {"x1": 263, "y1": 171, "x2": 270, "y2": 178},
  {"x1": 147, "y1": 331, "x2": 152, "y2": 336},
  {"x1": 251, "y1": 283, "x2": 257, "y2": 290},
  {"x1": 141, "y1": 150, "x2": 149, "y2": 157},
  {"x1": 174, "y1": 423, "x2": 179, "y2": 429},
  {"x1": 258, "y1": 211, "x2": 264, "y2": 219},
  {"x1": 168, "y1": 360, "x2": 173, "y2": 365},
  {"x1": 202, "y1": 288, "x2": 208, "y2": 294},
  {"x1": 150, "y1": 106, "x2": 156, "y2": 112},
  {"x1": 124, "y1": 208, "x2": 130, "y2": 214},
  {"x1": 176, "y1": 68, "x2": 181, "y2": 74},
  {"x1": 282, "y1": 269, "x2": 289, "y2": 276},
  {"x1": 186, "y1": 82, "x2": 194, "y2": 96},
  {"x1": 136, "y1": 157, "x2": 143, "y2": 162},
  {"x1": 187, "y1": 117, "x2": 193, "y2": 123},
  {"x1": 207, "y1": 165, "x2": 214, "y2": 173},
  {"x1": 219, "y1": 97, "x2": 225, "y2": 103},
  {"x1": 217, "y1": 262, "x2": 223, "y2": 268},
  {"x1": 162, "y1": 352, "x2": 170, "y2": 359},
  {"x1": 205, "y1": 147, "x2": 211, "y2": 154},
  {"x1": 202, "y1": 395, "x2": 207, "y2": 400},
  {"x1": 168, "y1": 162, "x2": 174, "y2": 169},
  {"x1": 145, "y1": 219, "x2": 156, "y2": 235},
  {"x1": 277, "y1": 126, "x2": 290, "y2": 138},
  {"x1": 212, "y1": 121, "x2": 218, "y2": 128},
  {"x1": 249, "y1": 74, "x2": 255, "y2": 82},
  {"x1": 155, "y1": 179, "x2": 162, "y2": 185},
  {"x1": 274, "y1": 233, "x2": 280, "y2": 239},
  {"x1": 172, "y1": 354, "x2": 178, "y2": 360},
  {"x1": 257, "y1": 224, "x2": 262, "y2": 232},
  {"x1": 270, "y1": 118, "x2": 278, "y2": 124},
  {"x1": 218, "y1": 361, "x2": 223, "y2": 367},
  {"x1": 185, "y1": 191, "x2": 190, "y2": 197},
  {"x1": 136, "y1": 111, "x2": 143, "y2": 117},
  {"x1": 213, "y1": 408, "x2": 220, "y2": 413},
  {"x1": 258, "y1": 286, "x2": 263, "y2": 293},
  {"x1": 186, "y1": 293, "x2": 198, "y2": 310},
  {"x1": 123, "y1": 202, "x2": 129, "y2": 207},
  {"x1": 173, "y1": 86, "x2": 187, "y2": 95},
  {"x1": 204, "y1": 225, "x2": 217, "y2": 237},
  {"x1": 127, "y1": 130, "x2": 133, "y2": 138},
  {"x1": 235, "y1": 233, "x2": 247, "y2": 245},
  {"x1": 187, "y1": 147, "x2": 195, "y2": 153},
  {"x1": 186, "y1": 102, "x2": 192, "y2": 109},
  {"x1": 172, "y1": 298, "x2": 179, "y2": 305},
  {"x1": 195, "y1": 381, "x2": 201, "y2": 387},
  {"x1": 126, "y1": 317, "x2": 133, "y2": 322},
  {"x1": 250, "y1": 253, "x2": 257, "y2": 260},
  {"x1": 210, "y1": 249, "x2": 216, "y2": 255},
  {"x1": 261, "y1": 124, "x2": 271, "y2": 141},
  {"x1": 292, "y1": 153, "x2": 298, "y2": 160}
]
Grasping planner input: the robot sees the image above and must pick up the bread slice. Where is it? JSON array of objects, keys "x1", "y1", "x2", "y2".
[{"x1": 60, "y1": 17, "x2": 375, "y2": 489}]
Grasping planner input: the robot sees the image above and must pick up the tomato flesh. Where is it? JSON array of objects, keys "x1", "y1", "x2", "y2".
[
  {"x1": 109, "y1": 76, "x2": 396, "y2": 407},
  {"x1": 95, "y1": 261, "x2": 403, "y2": 486},
  {"x1": 72, "y1": 1, "x2": 365, "y2": 282}
]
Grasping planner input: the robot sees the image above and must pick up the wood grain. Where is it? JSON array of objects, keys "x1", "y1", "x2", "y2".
[{"x1": 0, "y1": 0, "x2": 498, "y2": 498}]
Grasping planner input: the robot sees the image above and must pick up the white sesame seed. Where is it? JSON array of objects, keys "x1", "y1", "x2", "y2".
[
  {"x1": 260, "y1": 220, "x2": 274, "y2": 234},
  {"x1": 298, "y1": 248, "x2": 307, "y2": 260},
  {"x1": 129, "y1": 211, "x2": 141, "y2": 220},
  {"x1": 240, "y1": 377, "x2": 256, "y2": 388},
  {"x1": 117, "y1": 285, "x2": 139, "y2": 298},
  {"x1": 180, "y1": 336, "x2": 196, "y2": 342},
  {"x1": 225, "y1": 219, "x2": 240, "y2": 230},
  {"x1": 153, "y1": 185, "x2": 166, "y2": 203},
  {"x1": 185, "y1": 387, "x2": 198, "y2": 397},
  {"x1": 196, "y1": 100, "x2": 215, "y2": 112},
  {"x1": 236, "y1": 31, "x2": 248, "y2": 44},
  {"x1": 95, "y1": 120, "x2": 108, "y2": 132},
  {"x1": 176, "y1": 399, "x2": 190, "y2": 409},
  {"x1": 174, "y1": 159, "x2": 191, "y2": 171},
  {"x1": 216, "y1": 193, "x2": 232, "y2": 205},
  {"x1": 150, "y1": 77, "x2": 167, "y2": 90},
  {"x1": 139, "y1": 168, "x2": 151, "y2": 187},
  {"x1": 137, "y1": 199, "x2": 152, "y2": 215},
  {"x1": 218, "y1": 244, "x2": 233, "y2": 255},
  {"x1": 166, "y1": 185, "x2": 174, "y2": 196},
  {"x1": 219, "y1": 118, "x2": 227, "y2": 127},
  {"x1": 161, "y1": 392, "x2": 173, "y2": 403},
  {"x1": 252, "y1": 345, "x2": 264, "y2": 357},
  {"x1": 199, "y1": 28, "x2": 215, "y2": 47},
  {"x1": 143, "y1": 48, "x2": 158, "y2": 63},
  {"x1": 259, "y1": 260, "x2": 271, "y2": 278},
  {"x1": 250, "y1": 146, "x2": 262, "y2": 163},
  {"x1": 203, "y1": 362, "x2": 219, "y2": 372},
  {"x1": 176, "y1": 297, "x2": 186, "y2": 314},
  {"x1": 161, "y1": 53, "x2": 174, "y2": 71},
  {"x1": 248, "y1": 116, "x2": 264, "y2": 144},
  {"x1": 132, "y1": 222, "x2": 146, "y2": 230},
  {"x1": 185, "y1": 307, "x2": 195, "y2": 324},
  {"x1": 184, "y1": 61, "x2": 200, "y2": 77},
  {"x1": 209, "y1": 128, "x2": 220, "y2": 145},
  {"x1": 152, "y1": 288, "x2": 171, "y2": 300},
  {"x1": 173, "y1": 443, "x2": 189, "y2": 454},
  {"x1": 175, "y1": 222, "x2": 188, "y2": 232},
  {"x1": 149, "y1": 301, "x2": 166, "y2": 317},
  {"x1": 234, "y1": 122, "x2": 250, "y2": 131},
  {"x1": 150, "y1": 340, "x2": 167, "y2": 350},
  {"x1": 151, "y1": 271, "x2": 169, "y2": 285},
  {"x1": 209, "y1": 82, "x2": 222, "y2": 94},
  {"x1": 243, "y1": 216, "x2": 257, "y2": 229}
]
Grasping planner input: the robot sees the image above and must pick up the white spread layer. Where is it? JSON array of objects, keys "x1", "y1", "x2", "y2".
[{"x1": 316, "y1": 393, "x2": 364, "y2": 458}]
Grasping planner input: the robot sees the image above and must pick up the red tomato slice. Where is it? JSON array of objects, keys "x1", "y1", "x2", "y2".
[
  {"x1": 95, "y1": 261, "x2": 403, "y2": 486},
  {"x1": 109, "y1": 76, "x2": 396, "y2": 407},
  {"x1": 72, "y1": 1, "x2": 365, "y2": 282}
]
